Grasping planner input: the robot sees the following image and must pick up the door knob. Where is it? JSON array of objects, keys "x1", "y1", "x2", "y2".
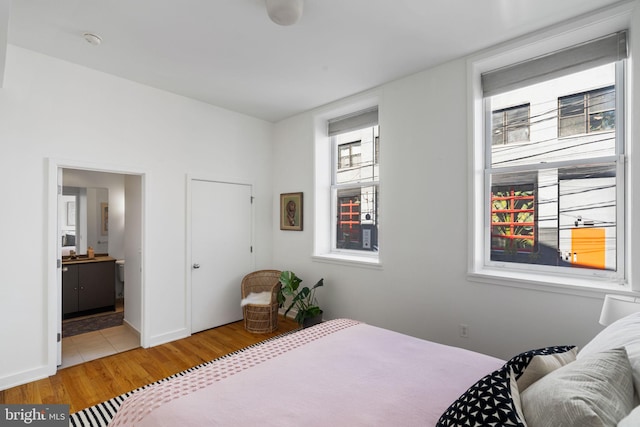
[{"x1": 193, "y1": 263, "x2": 200, "y2": 269}]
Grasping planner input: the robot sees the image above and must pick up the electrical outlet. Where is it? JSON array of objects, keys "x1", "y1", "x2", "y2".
[{"x1": 459, "y1": 324, "x2": 469, "y2": 338}]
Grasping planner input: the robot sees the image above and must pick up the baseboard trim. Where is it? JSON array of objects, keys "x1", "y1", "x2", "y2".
[
  {"x1": 123, "y1": 319, "x2": 140, "y2": 337},
  {"x1": 0, "y1": 365, "x2": 52, "y2": 392},
  {"x1": 146, "y1": 327, "x2": 190, "y2": 348}
]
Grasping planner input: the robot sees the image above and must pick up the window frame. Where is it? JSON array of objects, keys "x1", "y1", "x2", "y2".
[
  {"x1": 482, "y1": 67, "x2": 625, "y2": 283},
  {"x1": 468, "y1": 17, "x2": 633, "y2": 294},
  {"x1": 330, "y1": 125, "x2": 379, "y2": 255},
  {"x1": 313, "y1": 100, "x2": 382, "y2": 268}
]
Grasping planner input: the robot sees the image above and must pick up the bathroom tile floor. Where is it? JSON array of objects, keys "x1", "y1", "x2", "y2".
[{"x1": 60, "y1": 324, "x2": 140, "y2": 369}]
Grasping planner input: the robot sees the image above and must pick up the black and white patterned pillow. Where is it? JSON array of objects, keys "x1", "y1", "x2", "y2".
[{"x1": 436, "y1": 345, "x2": 576, "y2": 427}]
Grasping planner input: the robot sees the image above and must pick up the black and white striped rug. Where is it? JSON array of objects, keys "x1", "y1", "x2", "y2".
[{"x1": 69, "y1": 328, "x2": 299, "y2": 427}]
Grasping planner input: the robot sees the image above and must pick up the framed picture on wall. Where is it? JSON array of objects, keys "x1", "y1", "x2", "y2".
[
  {"x1": 280, "y1": 192, "x2": 303, "y2": 231},
  {"x1": 101, "y1": 202, "x2": 109, "y2": 236},
  {"x1": 66, "y1": 201, "x2": 76, "y2": 226}
]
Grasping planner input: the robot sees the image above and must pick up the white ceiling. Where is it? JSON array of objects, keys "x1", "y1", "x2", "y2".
[{"x1": 1, "y1": 0, "x2": 627, "y2": 122}]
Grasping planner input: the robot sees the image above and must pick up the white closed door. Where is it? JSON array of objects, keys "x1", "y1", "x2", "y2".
[{"x1": 191, "y1": 180, "x2": 252, "y2": 333}]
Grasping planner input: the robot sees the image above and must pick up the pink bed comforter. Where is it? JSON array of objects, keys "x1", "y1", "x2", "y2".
[{"x1": 110, "y1": 319, "x2": 503, "y2": 426}]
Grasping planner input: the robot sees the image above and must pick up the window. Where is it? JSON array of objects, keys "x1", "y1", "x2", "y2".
[
  {"x1": 473, "y1": 30, "x2": 627, "y2": 287},
  {"x1": 329, "y1": 107, "x2": 379, "y2": 254},
  {"x1": 558, "y1": 86, "x2": 615, "y2": 137},
  {"x1": 338, "y1": 142, "x2": 362, "y2": 169},
  {"x1": 492, "y1": 104, "x2": 530, "y2": 145}
]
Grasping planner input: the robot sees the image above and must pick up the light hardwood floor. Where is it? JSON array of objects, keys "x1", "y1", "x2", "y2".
[{"x1": 0, "y1": 316, "x2": 299, "y2": 413}]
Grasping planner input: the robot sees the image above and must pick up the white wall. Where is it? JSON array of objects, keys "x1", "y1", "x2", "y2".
[
  {"x1": 271, "y1": 8, "x2": 640, "y2": 360},
  {"x1": 0, "y1": 45, "x2": 275, "y2": 389}
]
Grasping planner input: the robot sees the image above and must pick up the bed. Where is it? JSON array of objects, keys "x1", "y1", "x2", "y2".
[
  {"x1": 107, "y1": 319, "x2": 503, "y2": 426},
  {"x1": 77, "y1": 313, "x2": 640, "y2": 426}
]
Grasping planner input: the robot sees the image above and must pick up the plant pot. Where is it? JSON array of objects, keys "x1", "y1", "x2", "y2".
[{"x1": 302, "y1": 312, "x2": 323, "y2": 328}]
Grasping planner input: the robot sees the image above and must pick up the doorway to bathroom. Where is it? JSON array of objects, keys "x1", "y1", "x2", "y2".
[{"x1": 49, "y1": 161, "x2": 145, "y2": 370}]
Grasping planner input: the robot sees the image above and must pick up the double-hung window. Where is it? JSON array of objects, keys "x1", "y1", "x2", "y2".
[
  {"x1": 328, "y1": 107, "x2": 379, "y2": 254},
  {"x1": 473, "y1": 30, "x2": 627, "y2": 287}
]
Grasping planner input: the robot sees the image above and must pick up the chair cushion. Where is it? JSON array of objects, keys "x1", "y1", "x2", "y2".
[{"x1": 241, "y1": 292, "x2": 273, "y2": 307}]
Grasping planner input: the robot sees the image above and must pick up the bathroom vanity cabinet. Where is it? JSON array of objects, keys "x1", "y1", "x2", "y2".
[{"x1": 62, "y1": 256, "x2": 116, "y2": 318}]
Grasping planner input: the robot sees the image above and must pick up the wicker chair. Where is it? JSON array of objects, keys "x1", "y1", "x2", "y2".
[{"x1": 241, "y1": 270, "x2": 282, "y2": 333}]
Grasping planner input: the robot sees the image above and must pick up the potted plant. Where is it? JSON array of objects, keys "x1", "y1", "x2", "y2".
[{"x1": 277, "y1": 270, "x2": 324, "y2": 328}]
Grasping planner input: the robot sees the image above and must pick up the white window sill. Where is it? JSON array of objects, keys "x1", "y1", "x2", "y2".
[
  {"x1": 468, "y1": 267, "x2": 637, "y2": 298},
  {"x1": 312, "y1": 253, "x2": 382, "y2": 269}
]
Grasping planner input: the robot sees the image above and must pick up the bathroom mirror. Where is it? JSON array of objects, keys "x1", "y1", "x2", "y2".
[{"x1": 61, "y1": 186, "x2": 109, "y2": 255}]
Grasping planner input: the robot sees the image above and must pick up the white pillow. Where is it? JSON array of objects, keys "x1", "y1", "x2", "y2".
[
  {"x1": 579, "y1": 312, "x2": 640, "y2": 400},
  {"x1": 516, "y1": 346, "x2": 577, "y2": 392},
  {"x1": 521, "y1": 348, "x2": 634, "y2": 427},
  {"x1": 618, "y1": 405, "x2": 640, "y2": 427}
]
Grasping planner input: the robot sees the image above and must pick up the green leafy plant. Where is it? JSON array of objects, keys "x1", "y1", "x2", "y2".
[{"x1": 277, "y1": 271, "x2": 324, "y2": 326}]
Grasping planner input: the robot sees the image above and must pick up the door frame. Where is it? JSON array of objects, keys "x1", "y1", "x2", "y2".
[
  {"x1": 185, "y1": 175, "x2": 255, "y2": 334},
  {"x1": 46, "y1": 158, "x2": 147, "y2": 374}
]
